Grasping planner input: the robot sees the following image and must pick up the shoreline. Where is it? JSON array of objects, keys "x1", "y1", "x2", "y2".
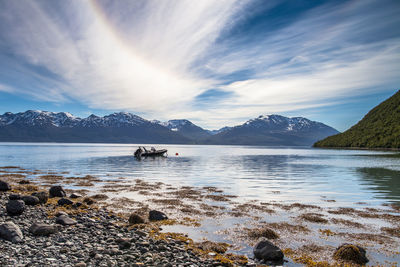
[
  {"x1": 1, "y1": 166, "x2": 400, "y2": 266},
  {"x1": 313, "y1": 146, "x2": 400, "y2": 152}
]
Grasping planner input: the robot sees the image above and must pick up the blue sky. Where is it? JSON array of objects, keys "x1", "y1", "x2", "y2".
[{"x1": 0, "y1": 0, "x2": 399, "y2": 131}]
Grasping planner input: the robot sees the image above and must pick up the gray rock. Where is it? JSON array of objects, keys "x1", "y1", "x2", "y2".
[
  {"x1": 253, "y1": 239, "x2": 284, "y2": 263},
  {"x1": 136, "y1": 230, "x2": 147, "y2": 237},
  {"x1": 56, "y1": 215, "x2": 77, "y2": 226},
  {"x1": 116, "y1": 238, "x2": 131, "y2": 249},
  {"x1": 83, "y1": 197, "x2": 94, "y2": 205},
  {"x1": 9, "y1": 194, "x2": 21, "y2": 200},
  {"x1": 149, "y1": 210, "x2": 168, "y2": 221},
  {"x1": 0, "y1": 221, "x2": 23, "y2": 243},
  {"x1": 0, "y1": 180, "x2": 11, "y2": 191},
  {"x1": 73, "y1": 202, "x2": 82, "y2": 208},
  {"x1": 32, "y1": 191, "x2": 49, "y2": 204},
  {"x1": 49, "y1": 185, "x2": 66, "y2": 198},
  {"x1": 22, "y1": 195, "x2": 40, "y2": 205},
  {"x1": 70, "y1": 193, "x2": 81, "y2": 199},
  {"x1": 129, "y1": 214, "x2": 145, "y2": 224},
  {"x1": 75, "y1": 262, "x2": 86, "y2": 267},
  {"x1": 29, "y1": 223, "x2": 58, "y2": 236},
  {"x1": 55, "y1": 211, "x2": 68, "y2": 217},
  {"x1": 6, "y1": 199, "x2": 25, "y2": 216},
  {"x1": 58, "y1": 198, "x2": 73, "y2": 206}
]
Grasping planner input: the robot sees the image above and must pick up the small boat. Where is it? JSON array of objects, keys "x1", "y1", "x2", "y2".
[{"x1": 134, "y1": 147, "x2": 167, "y2": 159}]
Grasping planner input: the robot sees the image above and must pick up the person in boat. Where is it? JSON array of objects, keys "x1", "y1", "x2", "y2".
[{"x1": 134, "y1": 147, "x2": 143, "y2": 157}]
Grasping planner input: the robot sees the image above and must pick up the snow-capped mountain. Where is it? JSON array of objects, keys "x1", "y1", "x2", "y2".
[
  {"x1": 207, "y1": 126, "x2": 232, "y2": 135},
  {"x1": 0, "y1": 111, "x2": 189, "y2": 144},
  {"x1": 0, "y1": 110, "x2": 80, "y2": 127},
  {"x1": 242, "y1": 115, "x2": 333, "y2": 132},
  {"x1": 202, "y1": 114, "x2": 339, "y2": 146},
  {"x1": 0, "y1": 111, "x2": 149, "y2": 128},
  {"x1": 154, "y1": 119, "x2": 211, "y2": 140},
  {"x1": 0, "y1": 111, "x2": 339, "y2": 146},
  {"x1": 78, "y1": 112, "x2": 147, "y2": 128}
]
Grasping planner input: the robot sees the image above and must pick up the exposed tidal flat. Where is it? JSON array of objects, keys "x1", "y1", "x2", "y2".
[{"x1": 0, "y1": 143, "x2": 400, "y2": 266}]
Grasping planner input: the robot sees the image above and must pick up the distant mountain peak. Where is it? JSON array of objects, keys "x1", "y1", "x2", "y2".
[
  {"x1": 0, "y1": 110, "x2": 190, "y2": 144},
  {"x1": 0, "y1": 110, "x2": 149, "y2": 128},
  {"x1": 202, "y1": 114, "x2": 339, "y2": 146},
  {"x1": 242, "y1": 114, "x2": 322, "y2": 132},
  {"x1": 154, "y1": 119, "x2": 210, "y2": 139}
]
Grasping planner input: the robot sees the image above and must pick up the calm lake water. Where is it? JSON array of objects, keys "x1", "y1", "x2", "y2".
[{"x1": 0, "y1": 142, "x2": 399, "y2": 206}]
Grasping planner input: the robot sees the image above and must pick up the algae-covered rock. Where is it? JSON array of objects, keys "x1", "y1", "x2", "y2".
[
  {"x1": 333, "y1": 243, "x2": 368, "y2": 264},
  {"x1": 32, "y1": 191, "x2": 49, "y2": 204},
  {"x1": 129, "y1": 214, "x2": 145, "y2": 224}
]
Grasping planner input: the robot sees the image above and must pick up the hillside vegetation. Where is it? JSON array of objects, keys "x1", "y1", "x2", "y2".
[{"x1": 314, "y1": 90, "x2": 400, "y2": 149}]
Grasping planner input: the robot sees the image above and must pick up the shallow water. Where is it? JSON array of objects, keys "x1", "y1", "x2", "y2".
[
  {"x1": 0, "y1": 142, "x2": 399, "y2": 206},
  {"x1": 1, "y1": 142, "x2": 400, "y2": 265}
]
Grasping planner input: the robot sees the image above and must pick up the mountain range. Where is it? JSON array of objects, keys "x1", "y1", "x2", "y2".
[
  {"x1": 201, "y1": 115, "x2": 339, "y2": 146},
  {"x1": 0, "y1": 110, "x2": 339, "y2": 146},
  {"x1": 314, "y1": 90, "x2": 400, "y2": 149}
]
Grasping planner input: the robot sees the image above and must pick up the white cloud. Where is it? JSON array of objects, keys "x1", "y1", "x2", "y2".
[
  {"x1": 0, "y1": 0, "x2": 399, "y2": 129},
  {"x1": 0, "y1": 0, "x2": 246, "y2": 112},
  {"x1": 0, "y1": 84, "x2": 14, "y2": 93}
]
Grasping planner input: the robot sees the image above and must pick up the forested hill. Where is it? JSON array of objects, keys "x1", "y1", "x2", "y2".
[{"x1": 314, "y1": 90, "x2": 400, "y2": 149}]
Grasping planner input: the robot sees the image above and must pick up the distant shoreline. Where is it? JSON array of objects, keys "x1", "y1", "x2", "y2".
[
  {"x1": 313, "y1": 146, "x2": 400, "y2": 152},
  {"x1": 2, "y1": 141, "x2": 400, "y2": 151}
]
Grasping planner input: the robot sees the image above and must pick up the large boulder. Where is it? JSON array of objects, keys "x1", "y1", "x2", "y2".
[
  {"x1": 58, "y1": 198, "x2": 73, "y2": 206},
  {"x1": 0, "y1": 180, "x2": 11, "y2": 191},
  {"x1": 56, "y1": 215, "x2": 77, "y2": 226},
  {"x1": 29, "y1": 223, "x2": 58, "y2": 236},
  {"x1": 32, "y1": 191, "x2": 48, "y2": 204},
  {"x1": 49, "y1": 186, "x2": 66, "y2": 198},
  {"x1": 333, "y1": 243, "x2": 368, "y2": 264},
  {"x1": 22, "y1": 195, "x2": 40, "y2": 206},
  {"x1": 149, "y1": 210, "x2": 168, "y2": 221},
  {"x1": 0, "y1": 222, "x2": 23, "y2": 243},
  {"x1": 6, "y1": 200, "x2": 25, "y2": 216},
  {"x1": 9, "y1": 194, "x2": 21, "y2": 200},
  {"x1": 253, "y1": 240, "x2": 284, "y2": 263},
  {"x1": 129, "y1": 214, "x2": 145, "y2": 224}
]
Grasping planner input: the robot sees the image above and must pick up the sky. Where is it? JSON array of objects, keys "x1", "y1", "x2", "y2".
[{"x1": 0, "y1": 0, "x2": 399, "y2": 131}]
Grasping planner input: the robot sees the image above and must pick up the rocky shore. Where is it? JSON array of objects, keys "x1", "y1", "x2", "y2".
[
  {"x1": 1, "y1": 166, "x2": 400, "y2": 266},
  {"x1": 0, "y1": 183, "x2": 233, "y2": 267}
]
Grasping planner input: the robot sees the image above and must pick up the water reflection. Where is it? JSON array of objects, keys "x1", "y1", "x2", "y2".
[{"x1": 357, "y1": 167, "x2": 400, "y2": 204}]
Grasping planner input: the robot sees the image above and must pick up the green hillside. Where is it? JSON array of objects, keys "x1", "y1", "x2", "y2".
[{"x1": 314, "y1": 90, "x2": 400, "y2": 149}]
